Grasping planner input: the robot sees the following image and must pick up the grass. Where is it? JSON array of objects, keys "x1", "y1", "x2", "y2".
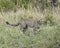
[{"x1": 0, "y1": 8, "x2": 60, "y2": 48}]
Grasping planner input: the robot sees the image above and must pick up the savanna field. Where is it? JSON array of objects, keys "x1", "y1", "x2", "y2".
[{"x1": 0, "y1": 0, "x2": 60, "y2": 48}]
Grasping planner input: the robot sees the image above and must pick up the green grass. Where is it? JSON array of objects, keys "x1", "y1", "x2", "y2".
[
  {"x1": 0, "y1": 9, "x2": 60, "y2": 48},
  {"x1": 0, "y1": 21, "x2": 60, "y2": 48}
]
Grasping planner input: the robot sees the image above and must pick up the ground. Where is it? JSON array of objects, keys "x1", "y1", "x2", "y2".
[{"x1": 0, "y1": 8, "x2": 60, "y2": 48}]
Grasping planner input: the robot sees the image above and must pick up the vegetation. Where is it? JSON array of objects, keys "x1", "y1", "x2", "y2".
[
  {"x1": 0, "y1": 0, "x2": 60, "y2": 48},
  {"x1": 0, "y1": 0, "x2": 60, "y2": 11}
]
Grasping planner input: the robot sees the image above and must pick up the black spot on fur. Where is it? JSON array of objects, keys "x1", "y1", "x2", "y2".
[{"x1": 6, "y1": 21, "x2": 10, "y2": 24}]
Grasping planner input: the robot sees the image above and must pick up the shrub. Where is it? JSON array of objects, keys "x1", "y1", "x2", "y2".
[
  {"x1": 45, "y1": 13, "x2": 53, "y2": 22},
  {"x1": 18, "y1": 0, "x2": 30, "y2": 9},
  {"x1": 45, "y1": 12, "x2": 54, "y2": 25},
  {"x1": 0, "y1": 0, "x2": 15, "y2": 11}
]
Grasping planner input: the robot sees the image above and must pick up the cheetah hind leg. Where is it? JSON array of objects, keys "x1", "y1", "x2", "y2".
[{"x1": 20, "y1": 24, "x2": 28, "y2": 34}]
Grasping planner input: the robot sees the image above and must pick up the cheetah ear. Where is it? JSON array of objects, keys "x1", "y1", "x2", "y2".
[{"x1": 6, "y1": 21, "x2": 10, "y2": 24}]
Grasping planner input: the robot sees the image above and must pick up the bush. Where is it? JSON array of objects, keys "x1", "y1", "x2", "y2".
[
  {"x1": 45, "y1": 13, "x2": 53, "y2": 22},
  {"x1": 0, "y1": 0, "x2": 30, "y2": 10},
  {"x1": 45, "y1": 12, "x2": 54, "y2": 25},
  {"x1": 19, "y1": 0, "x2": 30, "y2": 9},
  {"x1": 0, "y1": 0, "x2": 15, "y2": 11}
]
